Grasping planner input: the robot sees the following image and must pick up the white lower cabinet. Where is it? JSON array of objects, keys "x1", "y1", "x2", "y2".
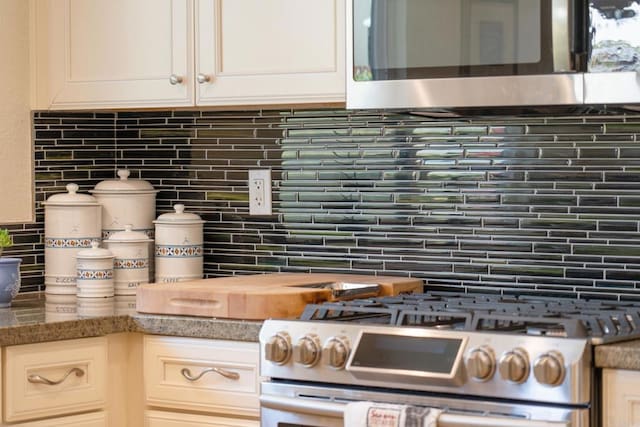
[
  {"x1": 145, "y1": 410, "x2": 259, "y2": 427},
  {"x1": 602, "y1": 368, "x2": 640, "y2": 427},
  {"x1": 11, "y1": 411, "x2": 108, "y2": 427},
  {"x1": 143, "y1": 335, "x2": 261, "y2": 424},
  {"x1": 3, "y1": 336, "x2": 108, "y2": 423}
]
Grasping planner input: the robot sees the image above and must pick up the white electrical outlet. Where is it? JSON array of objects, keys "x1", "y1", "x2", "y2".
[{"x1": 249, "y1": 169, "x2": 272, "y2": 215}]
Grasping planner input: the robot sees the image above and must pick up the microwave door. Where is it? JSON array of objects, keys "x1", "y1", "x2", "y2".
[{"x1": 347, "y1": 0, "x2": 584, "y2": 109}]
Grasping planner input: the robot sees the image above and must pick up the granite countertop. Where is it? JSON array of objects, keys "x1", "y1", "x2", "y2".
[
  {"x1": 0, "y1": 292, "x2": 262, "y2": 346},
  {"x1": 5, "y1": 293, "x2": 640, "y2": 371}
]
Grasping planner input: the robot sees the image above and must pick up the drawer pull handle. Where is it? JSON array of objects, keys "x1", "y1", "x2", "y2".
[
  {"x1": 180, "y1": 367, "x2": 240, "y2": 381},
  {"x1": 27, "y1": 367, "x2": 85, "y2": 385}
]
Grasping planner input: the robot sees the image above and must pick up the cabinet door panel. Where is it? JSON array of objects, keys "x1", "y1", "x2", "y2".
[
  {"x1": 602, "y1": 368, "x2": 640, "y2": 427},
  {"x1": 196, "y1": 0, "x2": 345, "y2": 105},
  {"x1": 12, "y1": 411, "x2": 107, "y2": 427},
  {"x1": 43, "y1": 0, "x2": 193, "y2": 108},
  {"x1": 145, "y1": 410, "x2": 259, "y2": 427}
]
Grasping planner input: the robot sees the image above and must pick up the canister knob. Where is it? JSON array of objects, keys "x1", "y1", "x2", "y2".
[
  {"x1": 498, "y1": 348, "x2": 530, "y2": 384},
  {"x1": 466, "y1": 346, "x2": 496, "y2": 381},
  {"x1": 293, "y1": 334, "x2": 321, "y2": 367},
  {"x1": 322, "y1": 336, "x2": 350, "y2": 370},
  {"x1": 533, "y1": 351, "x2": 565, "y2": 386},
  {"x1": 264, "y1": 332, "x2": 291, "y2": 365}
]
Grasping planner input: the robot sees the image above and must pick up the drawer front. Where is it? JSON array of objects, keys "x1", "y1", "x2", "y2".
[
  {"x1": 144, "y1": 335, "x2": 260, "y2": 417},
  {"x1": 145, "y1": 410, "x2": 259, "y2": 427},
  {"x1": 4, "y1": 337, "x2": 107, "y2": 422},
  {"x1": 13, "y1": 411, "x2": 107, "y2": 427}
]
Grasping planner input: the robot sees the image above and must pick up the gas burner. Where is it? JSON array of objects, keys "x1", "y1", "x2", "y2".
[{"x1": 299, "y1": 291, "x2": 640, "y2": 343}]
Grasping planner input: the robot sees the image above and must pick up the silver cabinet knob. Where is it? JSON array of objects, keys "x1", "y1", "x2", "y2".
[
  {"x1": 293, "y1": 334, "x2": 321, "y2": 367},
  {"x1": 534, "y1": 351, "x2": 565, "y2": 386},
  {"x1": 323, "y1": 336, "x2": 350, "y2": 370},
  {"x1": 169, "y1": 74, "x2": 183, "y2": 85},
  {"x1": 466, "y1": 346, "x2": 496, "y2": 382},
  {"x1": 264, "y1": 332, "x2": 291, "y2": 365},
  {"x1": 498, "y1": 348, "x2": 530, "y2": 384},
  {"x1": 197, "y1": 73, "x2": 211, "y2": 84}
]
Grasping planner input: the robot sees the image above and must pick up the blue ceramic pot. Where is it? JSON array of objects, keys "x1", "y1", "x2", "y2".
[{"x1": 0, "y1": 258, "x2": 21, "y2": 308}]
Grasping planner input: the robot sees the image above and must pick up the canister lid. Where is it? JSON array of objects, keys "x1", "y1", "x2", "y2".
[
  {"x1": 107, "y1": 224, "x2": 153, "y2": 243},
  {"x1": 76, "y1": 240, "x2": 114, "y2": 259},
  {"x1": 154, "y1": 204, "x2": 205, "y2": 224},
  {"x1": 90, "y1": 170, "x2": 157, "y2": 194},
  {"x1": 43, "y1": 183, "x2": 100, "y2": 206}
]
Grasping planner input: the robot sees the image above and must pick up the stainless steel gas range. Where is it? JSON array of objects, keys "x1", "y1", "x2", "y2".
[{"x1": 259, "y1": 292, "x2": 640, "y2": 427}]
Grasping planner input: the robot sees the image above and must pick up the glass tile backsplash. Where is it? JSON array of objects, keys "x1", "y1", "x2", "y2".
[{"x1": 5, "y1": 108, "x2": 640, "y2": 299}]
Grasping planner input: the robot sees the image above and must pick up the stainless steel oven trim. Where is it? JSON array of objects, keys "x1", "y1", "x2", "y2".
[
  {"x1": 552, "y1": 0, "x2": 572, "y2": 72},
  {"x1": 346, "y1": 0, "x2": 585, "y2": 109},
  {"x1": 260, "y1": 381, "x2": 589, "y2": 427},
  {"x1": 584, "y1": 72, "x2": 640, "y2": 104},
  {"x1": 345, "y1": 329, "x2": 468, "y2": 386}
]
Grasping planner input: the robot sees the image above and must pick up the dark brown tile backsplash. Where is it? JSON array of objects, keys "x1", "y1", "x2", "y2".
[{"x1": 5, "y1": 107, "x2": 640, "y2": 299}]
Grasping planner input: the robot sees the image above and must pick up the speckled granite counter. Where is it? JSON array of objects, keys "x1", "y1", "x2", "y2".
[
  {"x1": 0, "y1": 292, "x2": 262, "y2": 346},
  {"x1": 595, "y1": 340, "x2": 640, "y2": 370}
]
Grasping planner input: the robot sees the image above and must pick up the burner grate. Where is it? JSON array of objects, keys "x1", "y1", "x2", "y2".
[{"x1": 297, "y1": 291, "x2": 640, "y2": 342}]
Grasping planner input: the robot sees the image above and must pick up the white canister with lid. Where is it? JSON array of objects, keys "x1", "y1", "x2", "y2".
[
  {"x1": 105, "y1": 225, "x2": 152, "y2": 295},
  {"x1": 154, "y1": 204, "x2": 204, "y2": 283},
  {"x1": 76, "y1": 241, "x2": 114, "y2": 298},
  {"x1": 90, "y1": 169, "x2": 157, "y2": 281},
  {"x1": 43, "y1": 183, "x2": 102, "y2": 295}
]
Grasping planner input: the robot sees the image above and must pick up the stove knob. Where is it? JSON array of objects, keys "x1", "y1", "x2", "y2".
[
  {"x1": 293, "y1": 334, "x2": 322, "y2": 367},
  {"x1": 264, "y1": 332, "x2": 291, "y2": 365},
  {"x1": 466, "y1": 346, "x2": 495, "y2": 382},
  {"x1": 323, "y1": 336, "x2": 350, "y2": 370},
  {"x1": 534, "y1": 351, "x2": 565, "y2": 387},
  {"x1": 498, "y1": 348, "x2": 530, "y2": 384}
]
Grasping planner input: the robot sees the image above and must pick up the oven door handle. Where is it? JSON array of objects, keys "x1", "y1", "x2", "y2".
[{"x1": 260, "y1": 395, "x2": 570, "y2": 427}]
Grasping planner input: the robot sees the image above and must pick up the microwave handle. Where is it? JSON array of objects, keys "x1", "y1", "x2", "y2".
[
  {"x1": 569, "y1": 0, "x2": 589, "y2": 71},
  {"x1": 260, "y1": 395, "x2": 570, "y2": 427},
  {"x1": 552, "y1": 0, "x2": 572, "y2": 72}
]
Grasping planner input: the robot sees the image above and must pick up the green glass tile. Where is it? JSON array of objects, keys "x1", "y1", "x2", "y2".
[
  {"x1": 397, "y1": 194, "x2": 464, "y2": 204},
  {"x1": 453, "y1": 126, "x2": 488, "y2": 135},
  {"x1": 384, "y1": 127, "x2": 452, "y2": 136},
  {"x1": 299, "y1": 150, "x2": 361, "y2": 159},
  {"x1": 383, "y1": 171, "x2": 418, "y2": 180},
  {"x1": 490, "y1": 265, "x2": 564, "y2": 277},
  {"x1": 466, "y1": 148, "x2": 539, "y2": 159},
  {"x1": 605, "y1": 123, "x2": 640, "y2": 133},
  {"x1": 288, "y1": 128, "x2": 350, "y2": 137},
  {"x1": 522, "y1": 219, "x2": 596, "y2": 230},
  {"x1": 206, "y1": 192, "x2": 249, "y2": 202},
  {"x1": 575, "y1": 245, "x2": 640, "y2": 256},
  {"x1": 141, "y1": 129, "x2": 195, "y2": 138},
  {"x1": 422, "y1": 171, "x2": 487, "y2": 181},
  {"x1": 298, "y1": 192, "x2": 360, "y2": 202},
  {"x1": 415, "y1": 149, "x2": 463, "y2": 159},
  {"x1": 289, "y1": 258, "x2": 351, "y2": 268},
  {"x1": 503, "y1": 195, "x2": 578, "y2": 206},
  {"x1": 352, "y1": 128, "x2": 382, "y2": 136},
  {"x1": 35, "y1": 172, "x2": 63, "y2": 180}
]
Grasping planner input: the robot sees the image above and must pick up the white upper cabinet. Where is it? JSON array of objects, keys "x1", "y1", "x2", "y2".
[
  {"x1": 34, "y1": 0, "x2": 345, "y2": 109},
  {"x1": 35, "y1": 0, "x2": 193, "y2": 109},
  {"x1": 195, "y1": 0, "x2": 345, "y2": 106}
]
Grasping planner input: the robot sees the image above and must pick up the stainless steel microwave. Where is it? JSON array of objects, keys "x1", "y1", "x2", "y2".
[{"x1": 347, "y1": 0, "x2": 640, "y2": 108}]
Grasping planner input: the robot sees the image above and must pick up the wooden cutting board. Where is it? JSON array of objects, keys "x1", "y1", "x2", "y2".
[{"x1": 135, "y1": 273, "x2": 423, "y2": 320}]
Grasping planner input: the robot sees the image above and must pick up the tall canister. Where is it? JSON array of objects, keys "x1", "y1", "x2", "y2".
[
  {"x1": 75, "y1": 241, "x2": 114, "y2": 298},
  {"x1": 154, "y1": 204, "x2": 204, "y2": 283},
  {"x1": 43, "y1": 183, "x2": 102, "y2": 295},
  {"x1": 105, "y1": 225, "x2": 152, "y2": 295},
  {"x1": 90, "y1": 169, "x2": 157, "y2": 281}
]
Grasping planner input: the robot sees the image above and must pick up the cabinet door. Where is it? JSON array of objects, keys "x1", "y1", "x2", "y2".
[
  {"x1": 4, "y1": 337, "x2": 107, "y2": 422},
  {"x1": 144, "y1": 335, "x2": 260, "y2": 418},
  {"x1": 37, "y1": 0, "x2": 193, "y2": 109},
  {"x1": 196, "y1": 0, "x2": 345, "y2": 106},
  {"x1": 145, "y1": 410, "x2": 259, "y2": 427},
  {"x1": 602, "y1": 368, "x2": 640, "y2": 427},
  {"x1": 12, "y1": 411, "x2": 107, "y2": 427}
]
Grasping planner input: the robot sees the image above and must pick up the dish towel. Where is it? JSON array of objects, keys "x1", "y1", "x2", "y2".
[{"x1": 344, "y1": 401, "x2": 442, "y2": 427}]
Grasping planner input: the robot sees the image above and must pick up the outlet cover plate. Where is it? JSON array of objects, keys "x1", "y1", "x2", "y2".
[{"x1": 249, "y1": 169, "x2": 272, "y2": 215}]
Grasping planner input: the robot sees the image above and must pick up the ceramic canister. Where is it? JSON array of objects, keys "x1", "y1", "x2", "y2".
[
  {"x1": 43, "y1": 183, "x2": 102, "y2": 295},
  {"x1": 90, "y1": 169, "x2": 157, "y2": 282},
  {"x1": 105, "y1": 225, "x2": 152, "y2": 295},
  {"x1": 154, "y1": 204, "x2": 205, "y2": 283},
  {"x1": 76, "y1": 241, "x2": 114, "y2": 298}
]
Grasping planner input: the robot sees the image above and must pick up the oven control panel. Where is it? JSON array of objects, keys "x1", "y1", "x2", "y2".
[{"x1": 259, "y1": 319, "x2": 592, "y2": 406}]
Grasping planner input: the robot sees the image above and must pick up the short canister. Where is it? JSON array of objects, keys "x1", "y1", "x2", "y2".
[
  {"x1": 90, "y1": 169, "x2": 157, "y2": 282},
  {"x1": 154, "y1": 204, "x2": 204, "y2": 283},
  {"x1": 43, "y1": 183, "x2": 102, "y2": 295},
  {"x1": 76, "y1": 241, "x2": 114, "y2": 298},
  {"x1": 105, "y1": 224, "x2": 152, "y2": 295}
]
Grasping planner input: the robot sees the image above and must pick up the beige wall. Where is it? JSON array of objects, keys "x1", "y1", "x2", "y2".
[{"x1": 0, "y1": 0, "x2": 34, "y2": 223}]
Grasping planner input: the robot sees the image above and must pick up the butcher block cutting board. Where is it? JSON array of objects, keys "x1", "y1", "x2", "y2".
[{"x1": 135, "y1": 273, "x2": 423, "y2": 320}]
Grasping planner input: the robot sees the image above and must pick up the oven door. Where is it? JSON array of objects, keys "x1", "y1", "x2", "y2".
[
  {"x1": 347, "y1": 0, "x2": 586, "y2": 108},
  {"x1": 261, "y1": 381, "x2": 589, "y2": 427}
]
